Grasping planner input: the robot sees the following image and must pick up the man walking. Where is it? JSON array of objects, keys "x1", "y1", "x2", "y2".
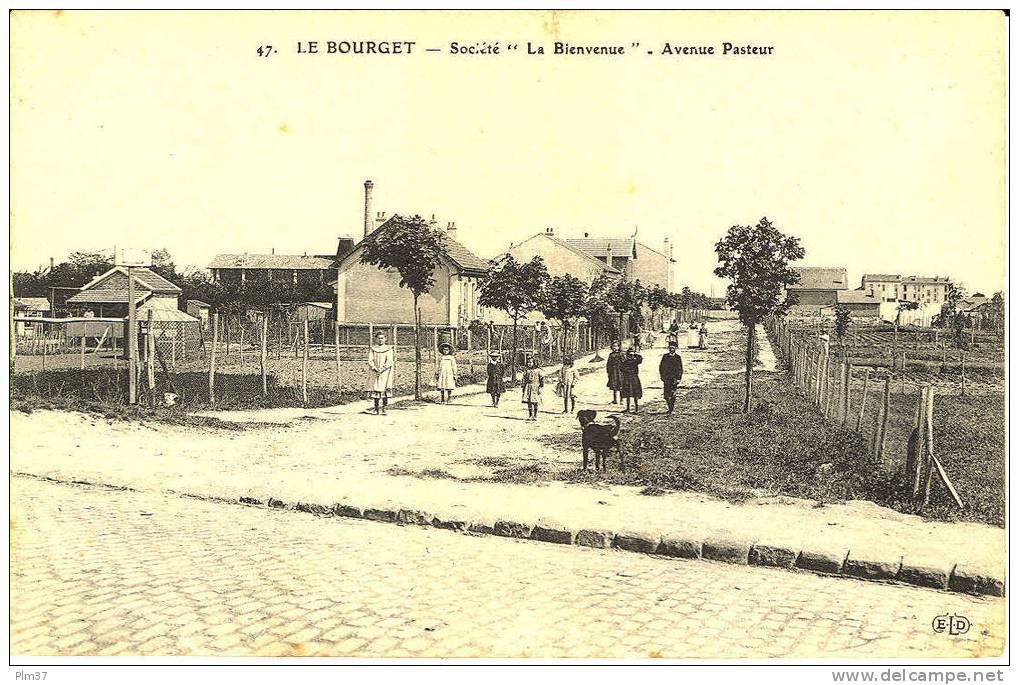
[{"x1": 659, "y1": 339, "x2": 684, "y2": 415}]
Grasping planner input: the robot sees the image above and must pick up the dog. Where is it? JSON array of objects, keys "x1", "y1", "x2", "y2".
[{"x1": 577, "y1": 410, "x2": 624, "y2": 472}]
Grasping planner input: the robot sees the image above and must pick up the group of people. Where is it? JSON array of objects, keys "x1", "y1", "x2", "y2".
[
  {"x1": 365, "y1": 324, "x2": 689, "y2": 417},
  {"x1": 668, "y1": 319, "x2": 709, "y2": 350}
]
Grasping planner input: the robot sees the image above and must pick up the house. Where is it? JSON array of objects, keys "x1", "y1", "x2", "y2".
[
  {"x1": 499, "y1": 228, "x2": 622, "y2": 285},
  {"x1": 861, "y1": 274, "x2": 952, "y2": 306},
  {"x1": 560, "y1": 233, "x2": 675, "y2": 290},
  {"x1": 834, "y1": 290, "x2": 882, "y2": 317},
  {"x1": 293, "y1": 301, "x2": 333, "y2": 322},
  {"x1": 186, "y1": 300, "x2": 211, "y2": 326},
  {"x1": 65, "y1": 266, "x2": 185, "y2": 318},
  {"x1": 787, "y1": 267, "x2": 849, "y2": 306},
  {"x1": 209, "y1": 251, "x2": 342, "y2": 288},
  {"x1": 331, "y1": 216, "x2": 490, "y2": 327},
  {"x1": 13, "y1": 296, "x2": 50, "y2": 317}
]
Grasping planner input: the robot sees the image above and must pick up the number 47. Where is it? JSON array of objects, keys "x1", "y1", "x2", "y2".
[{"x1": 256, "y1": 45, "x2": 274, "y2": 58}]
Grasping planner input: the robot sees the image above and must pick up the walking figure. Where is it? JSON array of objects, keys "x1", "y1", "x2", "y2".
[
  {"x1": 659, "y1": 339, "x2": 684, "y2": 415},
  {"x1": 435, "y1": 342, "x2": 458, "y2": 404},
  {"x1": 557, "y1": 356, "x2": 579, "y2": 414},
  {"x1": 620, "y1": 347, "x2": 643, "y2": 413},
  {"x1": 367, "y1": 331, "x2": 395, "y2": 415},
  {"x1": 698, "y1": 323, "x2": 709, "y2": 350},
  {"x1": 521, "y1": 356, "x2": 543, "y2": 421},
  {"x1": 606, "y1": 341, "x2": 624, "y2": 404},
  {"x1": 486, "y1": 351, "x2": 505, "y2": 407}
]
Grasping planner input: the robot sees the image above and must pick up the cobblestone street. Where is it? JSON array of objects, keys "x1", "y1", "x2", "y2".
[{"x1": 10, "y1": 477, "x2": 1004, "y2": 658}]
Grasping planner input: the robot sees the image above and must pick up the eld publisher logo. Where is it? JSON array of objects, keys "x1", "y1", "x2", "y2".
[{"x1": 932, "y1": 614, "x2": 971, "y2": 635}]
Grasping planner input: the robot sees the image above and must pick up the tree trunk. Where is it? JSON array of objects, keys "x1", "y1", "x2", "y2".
[
  {"x1": 413, "y1": 294, "x2": 421, "y2": 400},
  {"x1": 743, "y1": 324, "x2": 754, "y2": 413},
  {"x1": 510, "y1": 315, "x2": 519, "y2": 383}
]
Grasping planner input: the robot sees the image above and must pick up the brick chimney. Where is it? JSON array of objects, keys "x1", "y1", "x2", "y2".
[
  {"x1": 363, "y1": 180, "x2": 374, "y2": 238},
  {"x1": 336, "y1": 235, "x2": 355, "y2": 258},
  {"x1": 446, "y1": 221, "x2": 457, "y2": 237},
  {"x1": 545, "y1": 227, "x2": 554, "y2": 236}
]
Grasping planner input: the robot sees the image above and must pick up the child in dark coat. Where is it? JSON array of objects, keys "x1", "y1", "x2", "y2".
[{"x1": 486, "y1": 352, "x2": 506, "y2": 407}]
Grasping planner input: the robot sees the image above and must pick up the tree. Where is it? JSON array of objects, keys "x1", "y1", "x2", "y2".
[
  {"x1": 538, "y1": 274, "x2": 588, "y2": 362},
  {"x1": 645, "y1": 284, "x2": 670, "y2": 330},
  {"x1": 604, "y1": 279, "x2": 641, "y2": 340},
  {"x1": 479, "y1": 255, "x2": 549, "y2": 382},
  {"x1": 714, "y1": 217, "x2": 805, "y2": 413},
  {"x1": 988, "y1": 292, "x2": 1005, "y2": 333},
  {"x1": 360, "y1": 214, "x2": 447, "y2": 400}
]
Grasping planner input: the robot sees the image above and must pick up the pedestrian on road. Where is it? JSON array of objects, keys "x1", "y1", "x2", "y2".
[
  {"x1": 367, "y1": 331, "x2": 395, "y2": 415},
  {"x1": 606, "y1": 341, "x2": 624, "y2": 404},
  {"x1": 557, "y1": 356, "x2": 579, "y2": 414},
  {"x1": 659, "y1": 340, "x2": 684, "y2": 415},
  {"x1": 698, "y1": 323, "x2": 709, "y2": 350},
  {"x1": 521, "y1": 356, "x2": 544, "y2": 421},
  {"x1": 486, "y1": 352, "x2": 506, "y2": 407},
  {"x1": 620, "y1": 347, "x2": 643, "y2": 413},
  {"x1": 435, "y1": 342, "x2": 458, "y2": 404}
]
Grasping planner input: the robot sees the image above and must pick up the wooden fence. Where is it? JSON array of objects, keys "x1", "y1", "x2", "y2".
[{"x1": 766, "y1": 316, "x2": 963, "y2": 510}]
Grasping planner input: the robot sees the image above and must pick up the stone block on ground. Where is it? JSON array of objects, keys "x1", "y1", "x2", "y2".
[
  {"x1": 494, "y1": 519, "x2": 533, "y2": 539},
  {"x1": 612, "y1": 530, "x2": 660, "y2": 554},
  {"x1": 363, "y1": 507, "x2": 397, "y2": 523},
  {"x1": 468, "y1": 519, "x2": 496, "y2": 535},
  {"x1": 333, "y1": 504, "x2": 364, "y2": 518},
  {"x1": 948, "y1": 566, "x2": 1005, "y2": 597},
  {"x1": 843, "y1": 553, "x2": 901, "y2": 581},
  {"x1": 576, "y1": 529, "x2": 613, "y2": 549},
  {"x1": 295, "y1": 502, "x2": 331, "y2": 516},
  {"x1": 702, "y1": 538, "x2": 752, "y2": 565},
  {"x1": 396, "y1": 509, "x2": 434, "y2": 526},
  {"x1": 530, "y1": 521, "x2": 575, "y2": 545},
  {"x1": 239, "y1": 496, "x2": 263, "y2": 506},
  {"x1": 897, "y1": 560, "x2": 952, "y2": 590},
  {"x1": 797, "y1": 549, "x2": 847, "y2": 574},
  {"x1": 432, "y1": 515, "x2": 468, "y2": 531},
  {"x1": 267, "y1": 498, "x2": 287, "y2": 509},
  {"x1": 749, "y1": 543, "x2": 798, "y2": 569},
  {"x1": 658, "y1": 534, "x2": 702, "y2": 559}
]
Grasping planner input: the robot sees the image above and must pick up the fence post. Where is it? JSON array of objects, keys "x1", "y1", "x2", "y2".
[
  {"x1": 302, "y1": 320, "x2": 309, "y2": 406},
  {"x1": 910, "y1": 385, "x2": 927, "y2": 495},
  {"x1": 467, "y1": 329, "x2": 474, "y2": 375},
  {"x1": 841, "y1": 362, "x2": 851, "y2": 425},
  {"x1": 79, "y1": 334, "x2": 86, "y2": 370},
  {"x1": 368, "y1": 322, "x2": 374, "y2": 356},
  {"x1": 208, "y1": 311, "x2": 218, "y2": 404},
  {"x1": 260, "y1": 315, "x2": 269, "y2": 396},
  {"x1": 146, "y1": 310, "x2": 156, "y2": 399},
  {"x1": 391, "y1": 324, "x2": 398, "y2": 387},
  {"x1": 238, "y1": 319, "x2": 246, "y2": 373},
  {"x1": 922, "y1": 385, "x2": 936, "y2": 505},
  {"x1": 334, "y1": 322, "x2": 342, "y2": 387},
  {"x1": 855, "y1": 367, "x2": 870, "y2": 431},
  {"x1": 875, "y1": 376, "x2": 891, "y2": 461},
  {"x1": 960, "y1": 351, "x2": 966, "y2": 396}
]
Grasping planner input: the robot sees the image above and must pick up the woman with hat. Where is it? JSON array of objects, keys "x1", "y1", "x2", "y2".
[
  {"x1": 367, "y1": 330, "x2": 395, "y2": 415},
  {"x1": 486, "y1": 351, "x2": 506, "y2": 407},
  {"x1": 434, "y1": 341, "x2": 458, "y2": 404}
]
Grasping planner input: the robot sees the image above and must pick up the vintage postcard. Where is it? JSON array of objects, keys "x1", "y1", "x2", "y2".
[{"x1": 8, "y1": 8, "x2": 1007, "y2": 668}]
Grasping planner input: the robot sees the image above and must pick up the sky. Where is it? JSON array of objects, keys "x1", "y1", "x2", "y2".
[{"x1": 10, "y1": 10, "x2": 1007, "y2": 295}]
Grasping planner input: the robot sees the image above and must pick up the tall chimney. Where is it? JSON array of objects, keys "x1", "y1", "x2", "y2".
[
  {"x1": 447, "y1": 221, "x2": 457, "y2": 237},
  {"x1": 363, "y1": 180, "x2": 374, "y2": 238}
]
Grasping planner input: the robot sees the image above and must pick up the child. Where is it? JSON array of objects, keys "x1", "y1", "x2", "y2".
[
  {"x1": 520, "y1": 356, "x2": 543, "y2": 421},
  {"x1": 558, "y1": 357, "x2": 579, "y2": 414},
  {"x1": 620, "y1": 347, "x2": 643, "y2": 413},
  {"x1": 606, "y1": 341, "x2": 623, "y2": 404},
  {"x1": 486, "y1": 351, "x2": 506, "y2": 407},
  {"x1": 435, "y1": 342, "x2": 458, "y2": 404},
  {"x1": 367, "y1": 330, "x2": 395, "y2": 415}
]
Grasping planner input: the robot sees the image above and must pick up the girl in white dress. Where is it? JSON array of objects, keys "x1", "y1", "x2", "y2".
[
  {"x1": 435, "y1": 342, "x2": 458, "y2": 404},
  {"x1": 367, "y1": 331, "x2": 395, "y2": 415}
]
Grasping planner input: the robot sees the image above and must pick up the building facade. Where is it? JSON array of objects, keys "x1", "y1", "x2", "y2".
[
  {"x1": 861, "y1": 274, "x2": 952, "y2": 305},
  {"x1": 787, "y1": 267, "x2": 849, "y2": 306},
  {"x1": 501, "y1": 229, "x2": 622, "y2": 285}
]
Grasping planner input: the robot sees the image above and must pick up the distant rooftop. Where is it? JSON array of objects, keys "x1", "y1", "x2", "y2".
[
  {"x1": 210, "y1": 254, "x2": 336, "y2": 270},
  {"x1": 789, "y1": 266, "x2": 848, "y2": 290}
]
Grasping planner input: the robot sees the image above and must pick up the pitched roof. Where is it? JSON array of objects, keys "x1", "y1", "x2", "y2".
[
  {"x1": 505, "y1": 233, "x2": 623, "y2": 275},
  {"x1": 562, "y1": 237, "x2": 637, "y2": 259},
  {"x1": 187, "y1": 299, "x2": 210, "y2": 308},
  {"x1": 862, "y1": 274, "x2": 901, "y2": 282},
  {"x1": 789, "y1": 266, "x2": 848, "y2": 290},
  {"x1": 75, "y1": 266, "x2": 181, "y2": 294},
  {"x1": 837, "y1": 290, "x2": 881, "y2": 304},
  {"x1": 13, "y1": 297, "x2": 50, "y2": 311},
  {"x1": 209, "y1": 254, "x2": 336, "y2": 270},
  {"x1": 66, "y1": 290, "x2": 151, "y2": 305},
  {"x1": 336, "y1": 215, "x2": 490, "y2": 277},
  {"x1": 957, "y1": 296, "x2": 989, "y2": 311},
  {"x1": 901, "y1": 275, "x2": 951, "y2": 285}
]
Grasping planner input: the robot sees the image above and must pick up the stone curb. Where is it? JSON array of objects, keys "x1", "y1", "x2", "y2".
[
  {"x1": 240, "y1": 490, "x2": 1003, "y2": 598},
  {"x1": 12, "y1": 472, "x2": 1005, "y2": 599}
]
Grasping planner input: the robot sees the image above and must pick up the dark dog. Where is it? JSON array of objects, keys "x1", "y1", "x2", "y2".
[{"x1": 577, "y1": 410, "x2": 624, "y2": 472}]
